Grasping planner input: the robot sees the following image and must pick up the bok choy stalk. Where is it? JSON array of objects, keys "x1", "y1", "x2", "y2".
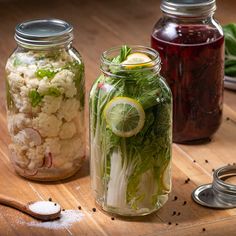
[{"x1": 90, "y1": 46, "x2": 172, "y2": 215}]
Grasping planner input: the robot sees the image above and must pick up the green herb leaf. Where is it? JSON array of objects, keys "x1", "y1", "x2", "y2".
[
  {"x1": 63, "y1": 61, "x2": 85, "y2": 107},
  {"x1": 109, "y1": 45, "x2": 131, "y2": 73},
  {"x1": 119, "y1": 45, "x2": 131, "y2": 62},
  {"x1": 223, "y1": 23, "x2": 236, "y2": 77},
  {"x1": 28, "y1": 90, "x2": 43, "y2": 107},
  {"x1": 6, "y1": 79, "x2": 15, "y2": 109},
  {"x1": 13, "y1": 57, "x2": 22, "y2": 67},
  {"x1": 35, "y1": 69, "x2": 57, "y2": 79},
  {"x1": 44, "y1": 87, "x2": 61, "y2": 97}
]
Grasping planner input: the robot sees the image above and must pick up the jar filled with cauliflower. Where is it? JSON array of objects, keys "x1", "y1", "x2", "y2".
[{"x1": 5, "y1": 19, "x2": 85, "y2": 181}]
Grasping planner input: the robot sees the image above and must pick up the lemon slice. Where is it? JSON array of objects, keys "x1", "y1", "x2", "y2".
[
  {"x1": 104, "y1": 97, "x2": 145, "y2": 137},
  {"x1": 122, "y1": 53, "x2": 153, "y2": 69}
]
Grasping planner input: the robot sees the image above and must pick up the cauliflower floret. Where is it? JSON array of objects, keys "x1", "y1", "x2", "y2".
[
  {"x1": 37, "y1": 77, "x2": 51, "y2": 94},
  {"x1": 53, "y1": 137, "x2": 84, "y2": 168},
  {"x1": 33, "y1": 113, "x2": 62, "y2": 137},
  {"x1": 59, "y1": 121, "x2": 76, "y2": 139},
  {"x1": 7, "y1": 113, "x2": 32, "y2": 135},
  {"x1": 41, "y1": 95, "x2": 62, "y2": 114},
  {"x1": 61, "y1": 136, "x2": 85, "y2": 159},
  {"x1": 11, "y1": 85, "x2": 37, "y2": 113},
  {"x1": 13, "y1": 128, "x2": 42, "y2": 148},
  {"x1": 57, "y1": 98, "x2": 80, "y2": 122},
  {"x1": 73, "y1": 111, "x2": 85, "y2": 136},
  {"x1": 7, "y1": 72, "x2": 25, "y2": 93},
  {"x1": 51, "y1": 69, "x2": 77, "y2": 98},
  {"x1": 12, "y1": 93, "x2": 32, "y2": 113},
  {"x1": 26, "y1": 145, "x2": 45, "y2": 170},
  {"x1": 16, "y1": 64, "x2": 37, "y2": 79},
  {"x1": 20, "y1": 85, "x2": 29, "y2": 97},
  {"x1": 27, "y1": 78, "x2": 40, "y2": 90},
  {"x1": 9, "y1": 144, "x2": 29, "y2": 168},
  {"x1": 43, "y1": 137, "x2": 61, "y2": 155},
  {"x1": 6, "y1": 58, "x2": 15, "y2": 73},
  {"x1": 13, "y1": 130, "x2": 28, "y2": 146}
]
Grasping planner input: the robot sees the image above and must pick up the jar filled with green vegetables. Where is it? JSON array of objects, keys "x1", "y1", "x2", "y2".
[{"x1": 89, "y1": 45, "x2": 172, "y2": 216}]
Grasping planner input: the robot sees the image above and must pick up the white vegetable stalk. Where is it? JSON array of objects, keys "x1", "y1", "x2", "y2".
[
  {"x1": 106, "y1": 148, "x2": 127, "y2": 208},
  {"x1": 138, "y1": 170, "x2": 158, "y2": 209},
  {"x1": 106, "y1": 148, "x2": 135, "y2": 209},
  {"x1": 90, "y1": 85, "x2": 104, "y2": 197}
]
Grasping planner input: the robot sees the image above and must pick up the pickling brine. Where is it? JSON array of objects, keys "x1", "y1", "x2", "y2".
[
  {"x1": 5, "y1": 19, "x2": 85, "y2": 181},
  {"x1": 89, "y1": 45, "x2": 172, "y2": 216}
]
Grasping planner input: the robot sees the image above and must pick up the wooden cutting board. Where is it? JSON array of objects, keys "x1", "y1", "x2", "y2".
[{"x1": 0, "y1": 0, "x2": 236, "y2": 235}]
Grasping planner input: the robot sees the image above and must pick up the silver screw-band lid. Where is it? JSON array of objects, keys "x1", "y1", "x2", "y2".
[
  {"x1": 160, "y1": 0, "x2": 216, "y2": 17},
  {"x1": 15, "y1": 19, "x2": 73, "y2": 48},
  {"x1": 192, "y1": 165, "x2": 236, "y2": 209}
]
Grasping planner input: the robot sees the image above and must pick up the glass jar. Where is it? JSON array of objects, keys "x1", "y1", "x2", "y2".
[
  {"x1": 151, "y1": 0, "x2": 224, "y2": 143},
  {"x1": 89, "y1": 45, "x2": 172, "y2": 216},
  {"x1": 5, "y1": 19, "x2": 85, "y2": 181}
]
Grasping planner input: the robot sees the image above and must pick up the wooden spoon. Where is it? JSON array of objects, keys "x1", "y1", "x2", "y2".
[{"x1": 0, "y1": 194, "x2": 61, "y2": 221}]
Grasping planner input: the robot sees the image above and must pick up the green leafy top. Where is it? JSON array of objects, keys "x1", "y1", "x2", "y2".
[
  {"x1": 28, "y1": 87, "x2": 61, "y2": 107},
  {"x1": 223, "y1": 23, "x2": 236, "y2": 77},
  {"x1": 119, "y1": 45, "x2": 132, "y2": 62},
  {"x1": 111, "y1": 45, "x2": 131, "y2": 64},
  {"x1": 28, "y1": 90, "x2": 43, "y2": 107},
  {"x1": 35, "y1": 68, "x2": 57, "y2": 80}
]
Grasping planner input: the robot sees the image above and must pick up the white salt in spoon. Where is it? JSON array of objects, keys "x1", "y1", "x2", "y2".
[{"x1": 0, "y1": 194, "x2": 61, "y2": 221}]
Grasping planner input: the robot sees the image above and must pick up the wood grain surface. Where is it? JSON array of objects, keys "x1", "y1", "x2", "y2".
[{"x1": 0, "y1": 0, "x2": 236, "y2": 235}]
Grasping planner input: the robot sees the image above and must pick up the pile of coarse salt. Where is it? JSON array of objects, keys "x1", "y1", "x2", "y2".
[
  {"x1": 27, "y1": 210, "x2": 84, "y2": 230},
  {"x1": 29, "y1": 201, "x2": 61, "y2": 215}
]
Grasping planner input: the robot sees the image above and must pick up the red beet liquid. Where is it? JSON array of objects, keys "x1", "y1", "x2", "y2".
[{"x1": 151, "y1": 24, "x2": 224, "y2": 143}]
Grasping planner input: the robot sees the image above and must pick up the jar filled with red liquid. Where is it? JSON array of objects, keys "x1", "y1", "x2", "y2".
[{"x1": 151, "y1": 0, "x2": 224, "y2": 143}]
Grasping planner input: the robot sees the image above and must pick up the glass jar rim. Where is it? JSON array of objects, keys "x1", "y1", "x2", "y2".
[
  {"x1": 100, "y1": 45, "x2": 161, "y2": 76},
  {"x1": 15, "y1": 18, "x2": 73, "y2": 49},
  {"x1": 213, "y1": 166, "x2": 236, "y2": 195},
  {"x1": 192, "y1": 165, "x2": 236, "y2": 209},
  {"x1": 160, "y1": 0, "x2": 216, "y2": 17}
]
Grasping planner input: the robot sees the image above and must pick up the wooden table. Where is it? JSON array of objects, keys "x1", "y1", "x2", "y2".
[{"x1": 0, "y1": 0, "x2": 236, "y2": 235}]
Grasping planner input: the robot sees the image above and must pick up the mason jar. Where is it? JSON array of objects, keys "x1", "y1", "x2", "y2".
[
  {"x1": 5, "y1": 19, "x2": 85, "y2": 181},
  {"x1": 89, "y1": 45, "x2": 172, "y2": 216},
  {"x1": 151, "y1": 0, "x2": 224, "y2": 143}
]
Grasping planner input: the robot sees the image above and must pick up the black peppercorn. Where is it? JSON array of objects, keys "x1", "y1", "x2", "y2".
[
  {"x1": 173, "y1": 196, "x2": 178, "y2": 201},
  {"x1": 185, "y1": 178, "x2": 190, "y2": 184},
  {"x1": 92, "y1": 208, "x2": 96, "y2": 212}
]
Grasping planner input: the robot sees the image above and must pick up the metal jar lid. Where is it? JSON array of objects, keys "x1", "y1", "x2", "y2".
[
  {"x1": 192, "y1": 165, "x2": 236, "y2": 209},
  {"x1": 160, "y1": 0, "x2": 216, "y2": 17},
  {"x1": 15, "y1": 19, "x2": 73, "y2": 48}
]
